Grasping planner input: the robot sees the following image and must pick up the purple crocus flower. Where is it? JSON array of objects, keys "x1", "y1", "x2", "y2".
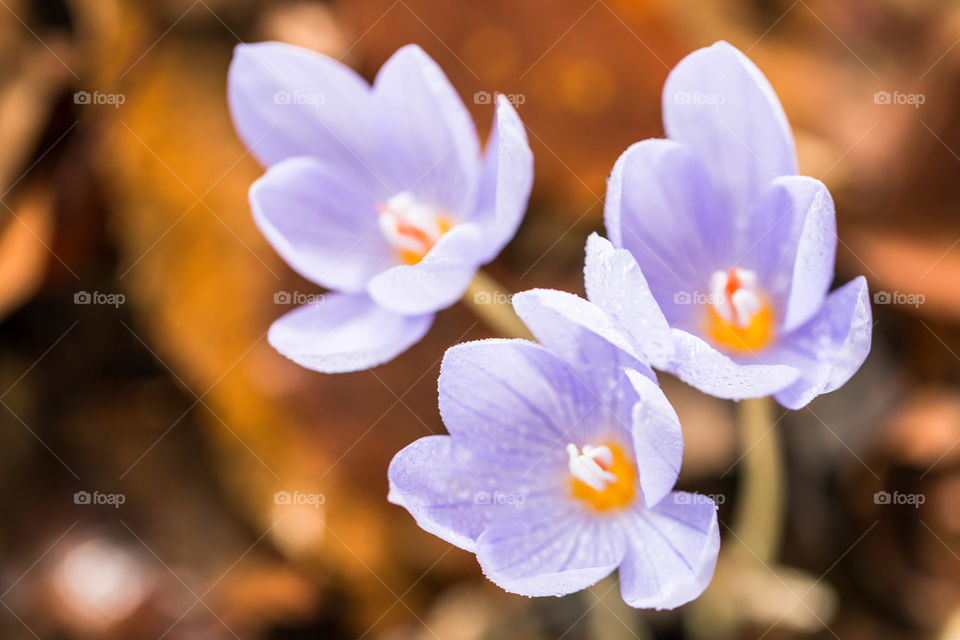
[
  {"x1": 388, "y1": 289, "x2": 720, "y2": 609},
  {"x1": 228, "y1": 43, "x2": 533, "y2": 372},
  {"x1": 574, "y1": 42, "x2": 871, "y2": 408}
]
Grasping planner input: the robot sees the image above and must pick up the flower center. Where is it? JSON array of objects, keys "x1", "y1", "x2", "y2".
[
  {"x1": 377, "y1": 192, "x2": 452, "y2": 265},
  {"x1": 567, "y1": 442, "x2": 637, "y2": 512},
  {"x1": 705, "y1": 267, "x2": 775, "y2": 353}
]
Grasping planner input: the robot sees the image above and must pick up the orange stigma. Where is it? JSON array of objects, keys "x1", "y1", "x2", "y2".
[
  {"x1": 377, "y1": 193, "x2": 452, "y2": 265},
  {"x1": 567, "y1": 442, "x2": 637, "y2": 512},
  {"x1": 705, "y1": 267, "x2": 775, "y2": 353}
]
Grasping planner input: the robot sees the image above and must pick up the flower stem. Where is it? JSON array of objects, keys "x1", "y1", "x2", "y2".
[
  {"x1": 588, "y1": 573, "x2": 647, "y2": 640},
  {"x1": 462, "y1": 270, "x2": 534, "y2": 340},
  {"x1": 730, "y1": 396, "x2": 784, "y2": 564},
  {"x1": 685, "y1": 396, "x2": 786, "y2": 639}
]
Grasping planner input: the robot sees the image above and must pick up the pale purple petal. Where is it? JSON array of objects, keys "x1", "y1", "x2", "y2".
[
  {"x1": 584, "y1": 233, "x2": 674, "y2": 364},
  {"x1": 373, "y1": 44, "x2": 480, "y2": 214},
  {"x1": 771, "y1": 276, "x2": 872, "y2": 409},
  {"x1": 746, "y1": 176, "x2": 837, "y2": 332},
  {"x1": 475, "y1": 506, "x2": 625, "y2": 597},
  {"x1": 250, "y1": 156, "x2": 393, "y2": 292},
  {"x1": 669, "y1": 329, "x2": 801, "y2": 399},
  {"x1": 366, "y1": 222, "x2": 486, "y2": 315},
  {"x1": 438, "y1": 339, "x2": 602, "y2": 465},
  {"x1": 623, "y1": 370, "x2": 683, "y2": 508},
  {"x1": 618, "y1": 493, "x2": 720, "y2": 610},
  {"x1": 388, "y1": 435, "x2": 558, "y2": 553},
  {"x1": 604, "y1": 140, "x2": 731, "y2": 297},
  {"x1": 662, "y1": 41, "x2": 797, "y2": 221},
  {"x1": 473, "y1": 95, "x2": 534, "y2": 260},
  {"x1": 268, "y1": 293, "x2": 432, "y2": 373},
  {"x1": 228, "y1": 43, "x2": 380, "y2": 190},
  {"x1": 511, "y1": 289, "x2": 655, "y2": 443},
  {"x1": 512, "y1": 288, "x2": 654, "y2": 383}
]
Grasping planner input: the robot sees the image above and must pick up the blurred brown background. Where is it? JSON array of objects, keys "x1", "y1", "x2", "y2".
[{"x1": 0, "y1": 0, "x2": 958, "y2": 638}]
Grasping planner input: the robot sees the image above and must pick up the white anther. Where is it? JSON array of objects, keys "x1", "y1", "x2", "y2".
[
  {"x1": 567, "y1": 443, "x2": 617, "y2": 491},
  {"x1": 377, "y1": 191, "x2": 446, "y2": 255},
  {"x1": 709, "y1": 267, "x2": 761, "y2": 329}
]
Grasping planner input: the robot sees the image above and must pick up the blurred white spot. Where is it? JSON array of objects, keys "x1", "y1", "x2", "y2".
[{"x1": 51, "y1": 537, "x2": 150, "y2": 632}]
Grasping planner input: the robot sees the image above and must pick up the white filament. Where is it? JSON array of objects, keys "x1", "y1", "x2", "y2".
[
  {"x1": 377, "y1": 191, "x2": 445, "y2": 255},
  {"x1": 567, "y1": 443, "x2": 617, "y2": 491},
  {"x1": 709, "y1": 267, "x2": 761, "y2": 329}
]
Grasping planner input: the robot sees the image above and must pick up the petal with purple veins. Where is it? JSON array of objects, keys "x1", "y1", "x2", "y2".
[
  {"x1": 618, "y1": 492, "x2": 720, "y2": 610},
  {"x1": 438, "y1": 339, "x2": 604, "y2": 465},
  {"x1": 388, "y1": 435, "x2": 559, "y2": 553},
  {"x1": 475, "y1": 505, "x2": 625, "y2": 597}
]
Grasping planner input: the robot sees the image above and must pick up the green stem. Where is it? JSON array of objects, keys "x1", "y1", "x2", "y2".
[
  {"x1": 588, "y1": 573, "x2": 647, "y2": 640},
  {"x1": 729, "y1": 396, "x2": 784, "y2": 564},
  {"x1": 461, "y1": 270, "x2": 533, "y2": 340},
  {"x1": 686, "y1": 396, "x2": 786, "y2": 639}
]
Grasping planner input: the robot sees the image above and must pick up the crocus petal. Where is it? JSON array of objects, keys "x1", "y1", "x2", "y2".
[
  {"x1": 250, "y1": 156, "x2": 394, "y2": 292},
  {"x1": 473, "y1": 94, "x2": 534, "y2": 260},
  {"x1": 512, "y1": 288, "x2": 654, "y2": 384},
  {"x1": 388, "y1": 435, "x2": 557, "y2": 553},
  {"x1": 511, "y1": 289, "x2": 655, "y2": 443},
  {"x1": 228, "y1": 43, "x2": 380, "y2": 189},
  {"x1": 475, "y1": 505, "x2": 625, "y2": 597},
  {"x1": 373, "y1": 44, "x2": 480, "y2": 214},
  {"x1": 771, "y1": 276, "x2": 872, "y2": 409},
  {"x1": 747, "y1": 176, "x2": 837, "y2": 332},
  {"x1": 604, "y1": 140, "x2": 731, "y2": 299},
  {"x1": 623, "y1": 370, "x2": 683, "y2": 508},
  {"x1": 669, "y1": 329, "x2": 800, "y2": 399},
  {"x1": 618, "y1": 492, "x2": 720, "y2": 610},
  {"x1": 366, "y1": 222, "x2": 487, "y2": 315},
  {"x1": 438, "y1": 339, "x2": 603, "y2": 464},
  {"x1": 584, "y1": 233, "x2": 674, "y2": 364},
  {"x1": 662, "y1": 41, "x2": 797, "y2": 220},
  {"x1": 268, "y1": 293, "x2": 432, "y2": 373}
]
